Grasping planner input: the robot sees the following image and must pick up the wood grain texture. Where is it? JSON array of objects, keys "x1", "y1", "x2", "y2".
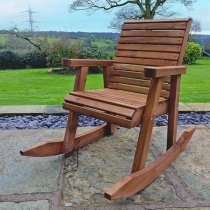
[
  {"x1": 122, "y1": 22, "x2": 187, "y2": 30},
  {"x1": 74, "y1": 67, "x2": 88, "y2": 91},
  {"x1": 116, "y1": 50, "x2": 179, "y2": 60},
  {"x1": 62, "y1": 112, "x2": 79, "y2": 153},
  {"x1": 114, "y1": 57, "x2": 177, "y2": 66},
  {"x1": 144, "y1": 66, "x2": 186, "y2": 77},
  {"x1": 177, "y1": 19, "x2": 192, "y2": 64},
  {"x1": 20, "y1": 123, "x2": 108, "y2": 157},
  {"x1": 62, "y1": 59, "x2": 113, "y2": 67},
  {"x1": 63, "y1": 102, "x2": 132, "y2": 128},
  {"x1": 125, "y1": 18, "x2": 191, "y2": 23},
  {"x1": 120, "y1": 30, "x2": 185, "y2": 37},
  {"x1": 103, "y1": 66, "x2": 112, "y2": 88},
  {"x1": 117, "y1": 44, "x2": 181, "y2": 52},
  {"x1": 132, "y1": 77, "x2": 164, "y2": 172},
  {"x1": 118, "y1": 37, "x2": 183, "y2": 45},
  {"x1": 167, "y1": 75, "x2": 181, "y2": 149},
  {"x1": 65, "y1": 94, "x2": 135, "y2": 118}
]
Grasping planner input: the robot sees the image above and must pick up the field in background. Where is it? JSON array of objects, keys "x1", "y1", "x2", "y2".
[
  {"x1": 0, "y1": 32, "x2": 117, "y2": 56},
  {"x1": 0, "y1": 58, "x2": 210, "y2": 105}
]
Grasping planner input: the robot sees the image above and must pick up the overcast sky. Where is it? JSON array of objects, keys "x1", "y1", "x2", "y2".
[{"x1": 0, "y1": 0, "x2": 209, "y2": 34}]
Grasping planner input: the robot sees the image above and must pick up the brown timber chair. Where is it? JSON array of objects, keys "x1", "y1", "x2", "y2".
[{"x1": 21, "y1": 18, "x2": 196, "y2": 200}]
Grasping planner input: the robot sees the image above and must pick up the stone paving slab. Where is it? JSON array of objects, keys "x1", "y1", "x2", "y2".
[
  {"x1": 0, "y1": 103, "x2": 210, "y2": 115},
  {"x1": 206, "y1": 124, "x2": 210, "y2": 129},
  {"x1": 0, "y1": 129, "x2": 63, "y2": 195},
  {"x1": 0, "y1": 126, "x2": 210, "y2": 209},
  {"x1": 0, "y1": 105, "x2": 47, "y2": 115},
  {"x1": 0, "y1": 200, "x2": 49, "y2": 210},
  {"x1": 43, "y1": 105, "x2": 68, "y2": 114},
  {"x1": 187, "y1": 103, "x2": 210, "y2": 112},
  {"x1": 179, "y1": 102, "x2": 192, "y2": 112},
  {"x1": 151, "y1": 125, "x2": 210, "y2": 200},
  {"x1": 62, "y1": 128, "x2": 181, "y2": 208},
  {"x1": 62, "y1": 125, "x2": 210, "y2": 208}
]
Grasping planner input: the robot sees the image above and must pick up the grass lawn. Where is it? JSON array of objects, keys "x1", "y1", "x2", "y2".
[
  {"x1": 180, "y1": 57, "x2": 210, "y2": 103},
  {"x1": 0, "y1": 58, "x2": 210, "y2": 105}
]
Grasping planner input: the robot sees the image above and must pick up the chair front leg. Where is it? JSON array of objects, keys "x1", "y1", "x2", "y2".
[
  {"x1": 132, "y1": 77, "x2": 164, "y2": 172},
  {"x1": 62, "y1": 112, "x2": 80, "y2": 153}
]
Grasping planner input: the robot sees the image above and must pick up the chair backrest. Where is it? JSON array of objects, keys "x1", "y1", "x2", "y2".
[{"x1": 108, "y1": 18, "x2": 192, "y2": 99}]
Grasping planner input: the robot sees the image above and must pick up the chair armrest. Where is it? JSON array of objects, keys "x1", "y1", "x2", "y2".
[
  {"x1": 62, "y1": 58, "x2": 114, "y2": 67},
  {"x1": 144, "y1": 66, "x2": 186, "y2": 78}
]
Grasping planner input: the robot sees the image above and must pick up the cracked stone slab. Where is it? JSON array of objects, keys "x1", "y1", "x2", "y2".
[
  {"x1": 152, "y1": 125, "x2": 210, "y2": 200},
  {"x1": 0, "y1": 129, "x2": 63, "y2": 195},
  {"x1": 0, "y1": 200, "x2": 49, "y2": 210},
  {"x1": 63, "y1": 127, "x2": 181, "y2": 208}
]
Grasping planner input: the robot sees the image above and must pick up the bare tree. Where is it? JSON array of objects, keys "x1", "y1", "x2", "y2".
[
  {"x1": 10, "y1": 26, "x2": 49, "y2": 53},
  {"x1": 191, "y1": 20, "x2": 201, "y2": 33},
  {"x1": 69, "y1": 0, "x2": 196, "y2": 29}
]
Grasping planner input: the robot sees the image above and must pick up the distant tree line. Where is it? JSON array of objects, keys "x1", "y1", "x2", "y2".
[{"x1": 0, "y1": 29, "x2": 116, "y2": 70}]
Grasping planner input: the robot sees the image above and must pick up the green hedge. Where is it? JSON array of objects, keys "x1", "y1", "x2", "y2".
[
  {"x1": 24, "y1": 51, "x2": 46, "y2": 68},
  {"x1": 0, "y1": 50, "x2": 46, "y2": 69},
  {"x1": 78, "y1": 47, "x2": 107, "y2": 73},
  {"x1": 0, "y1": 50, "x2": 25, "y2": 69}
]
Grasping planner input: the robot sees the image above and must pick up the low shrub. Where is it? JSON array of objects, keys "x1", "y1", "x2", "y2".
[
  {"x1": 46, "y1": 38, "x2": 79, "y2": 67},
  {"x1": 184, "y1": 42, "x2": 202, "y2": 64}
]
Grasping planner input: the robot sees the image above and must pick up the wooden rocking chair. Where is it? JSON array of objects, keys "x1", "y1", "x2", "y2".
[{"x1": 20, "y1": 18, "x2": 196, "y2": 200}]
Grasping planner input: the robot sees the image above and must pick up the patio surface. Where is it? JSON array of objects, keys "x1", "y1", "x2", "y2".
[
  {"x1": 0, "y1": 102, "x2": 210, "y2": 115},
  {"x1": 0, "y1": 124, "x2": 209, "y2": 210}
]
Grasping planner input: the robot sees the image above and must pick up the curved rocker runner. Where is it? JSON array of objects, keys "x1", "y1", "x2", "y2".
[{"x1": 20, "y1": 18, "x2": 195, "y2": 200}]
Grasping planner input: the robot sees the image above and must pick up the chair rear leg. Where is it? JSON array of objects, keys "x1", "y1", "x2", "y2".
[
  {"x1": 105, "y1": 123, "x2": 116, "y2": 135},
  {"x1": 167, "y1": 75, "x2": 181, "y2": 150},
  {"x1": 62, "y1": 112, "x2": 79, "y2": 153}
]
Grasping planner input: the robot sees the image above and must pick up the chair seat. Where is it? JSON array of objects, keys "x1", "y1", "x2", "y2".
[{"x1": 63, "y1": 88, "x2": 168, "y2": 128}]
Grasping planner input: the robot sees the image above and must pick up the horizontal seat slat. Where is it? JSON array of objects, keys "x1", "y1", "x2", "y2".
[
  {"x1": 84, "y1": 89, "x2": 147, "y2": 103},
  {"x1": 70, "y1": 91, "x2": 144, "y2": 109},
  {"x1": 120, "y1": 30, "x2": 185, "y2": 37},
  {"x1": 122, "y1": 22, "x2": 187, "y2": 30},
  {"x1": 116, "y1": 51, "x2": 179, "y2": 60},
  {"x1": 63, "y1": 102, "x2": 132, "y2": 128},
  {"x1": 116, "y1": 44, "x2": 181, "y2": 52},
  {"x1": 114, "y1": 57, "x2": 177, "y2": 66},
  {"x1": 65, "y1": 95, "x2": 134, "y2": 118},
  {"x1": 118, "y1": 37, "x2": 183, "y2": 45}
]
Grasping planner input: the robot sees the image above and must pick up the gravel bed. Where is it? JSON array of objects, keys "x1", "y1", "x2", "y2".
[{"x1": 0, "y1": 112, "x2": 209, "y2": 130}]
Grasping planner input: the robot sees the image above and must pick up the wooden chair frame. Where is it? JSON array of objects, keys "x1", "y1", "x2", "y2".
[{"x1": 20, "y1": 18, "x2": 195, "y2": 200}]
